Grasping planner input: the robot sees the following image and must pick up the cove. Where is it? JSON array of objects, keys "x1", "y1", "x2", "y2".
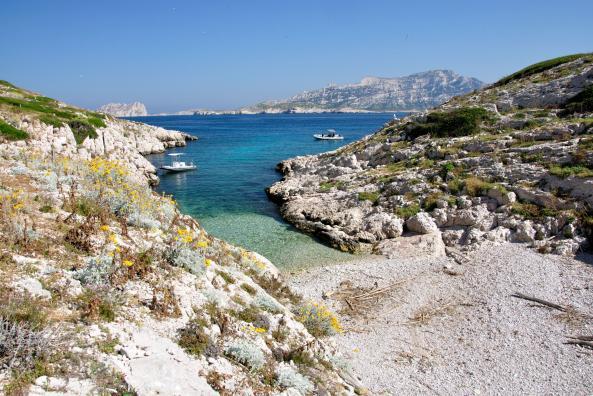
[{"x1": 138, "y1": 113, "x2": 400, "y2": 270}]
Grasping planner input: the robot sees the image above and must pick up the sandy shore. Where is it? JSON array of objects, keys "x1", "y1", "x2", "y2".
[{"x1": 288, "y1": 242, "x2": 593, "y2": 395}]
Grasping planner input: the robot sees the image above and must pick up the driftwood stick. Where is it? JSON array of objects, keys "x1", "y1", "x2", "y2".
[
  {"x1": 565, "y1": 340, "x2": 593, "y2": 349},
  {"x1": 567, "y1": 335, "x2": 593, "y2": 341},
  {"x1": 511, "y1": 292, "x2": 566, "y2": 312}
]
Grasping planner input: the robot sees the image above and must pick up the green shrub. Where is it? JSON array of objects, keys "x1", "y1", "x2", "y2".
[
  {"x1": 447, "y1": 178, "x2": 464, "y2": 194},
  {"x1": 464, "y1": 177, "x2": 493, "y2": 197},
  {"x1": 357, "y1": 191, "x2": 380, "y2": 204},
  {"x1": 87, "y1": 116, "x2": 107, "y2": 128},
  {"x1": 0, "y1": 119, "x2": 28, "y2": 140},
  {"x1": 68, "y1": 119, "x2": 98, "y2": 144},
  {"x1": 319, "y1": 180, "x2": 345, "y2": 192},
  {"x1": 38, "y1": 114, "x2": 64, "y2": 128},
  {"x1": 422, "y1": 192, "x2": 443, "y2": 211},
  {"x1": 407, "y1": 108, "x2": 492, "y2": 139},
  {"x1": 495, "y1": 53, "x2": 590, "y2": 86},
  {"x1": 440, "y1": 162, "x2": 455, "y2": 179},
  {"x1": 549, "y1": 164, "x2": 593, "y2": 178},
  {"x1": 177, "y1": 318, "x2": 213, "y2": 357},
  {"x1": 511, "y1": 201, "x2": 558, "y2": 220},
  {"x1": 240, "y1": 283, "x2": 257, "y2": 295},
  {"x1": 395, "y1": 203, "x2": 420, "y2": 219}
]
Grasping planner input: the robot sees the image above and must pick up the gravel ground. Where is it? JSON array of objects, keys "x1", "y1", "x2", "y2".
[{"x1": 288, "y1": 242, "x2": 593, "y2": 395}]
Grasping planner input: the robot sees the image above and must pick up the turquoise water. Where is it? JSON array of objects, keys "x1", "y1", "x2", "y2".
[{"x1": 138, "y1": 113, "x2": 398, "y2": 270}]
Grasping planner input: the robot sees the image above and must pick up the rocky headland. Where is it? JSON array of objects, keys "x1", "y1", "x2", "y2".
[
  {"x1": 0, "y1": 82, "x2": 358, "y2": 395},
  {"x1": 97, "y1": 102, "x2": 148, "y2": 118},
  {"x1": 267, "y1": 54, "x2": 593, "y2": 258}
]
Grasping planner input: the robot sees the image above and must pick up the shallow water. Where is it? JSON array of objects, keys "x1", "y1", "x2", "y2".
[{"x1": 137, "y1": 113, "x2": 400, "y2": 270}]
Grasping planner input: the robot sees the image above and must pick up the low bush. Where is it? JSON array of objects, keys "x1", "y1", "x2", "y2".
[
  {"x1": 293, "y1": 301, "x2": 342, "y2": 337},
  {"x1": 276, "y1": 365, "x2": 314, "y2": 393},
  {"x1": 319, "y1": 180, "x2": 345, "y2": 192},
  {"x1": 357, "y1": 191, "x2": 380, "y2": 204},
  {"x1": 0, "y1": 119, "x2": 28, "y2": 140},
  {"x1": 407, "y1": 108, "x2": 492, "y2": 139},
  {"x1": 224, "y1": 340, "x2": 265, "y2": 371},
  {"x1": 549, "y1": 164, "x2": 593, "y2": 178},
  {"x1": 422, "y1": 192, "x2": 443, "y2": 211},
  {"x1": 511, "y1": 201, "x2": 558, "y2": 220},
  {"x1": 464, "y1": 177, "x2": 493, "y2": 197},
  {"x1": 177, "y1": 318, "x2": 214, "y2": 357},
  {"x1": 395, "y1": 203, "x2": 420, "y2": 219},
  {"x1": 76, "y1": 287, "x2": 119, "y2": 323},
  {"x1": 68, "y1": 119, "x2": 98, "y2": 144}
]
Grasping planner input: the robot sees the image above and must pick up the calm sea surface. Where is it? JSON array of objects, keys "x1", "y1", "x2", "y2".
[{"x1": 135, "y1": 113, "x2": 400, "y2": 270}]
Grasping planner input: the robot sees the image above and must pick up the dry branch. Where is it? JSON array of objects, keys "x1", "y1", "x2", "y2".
[{"x1": 511, "y1": 292, "x2": 567, "y2": 312}]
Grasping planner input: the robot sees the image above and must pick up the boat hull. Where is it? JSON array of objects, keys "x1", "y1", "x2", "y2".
[
  {"x1": 160, "y1": 166, "x2": 197, "y2": 172},
  {"x1": 313, "y1": 134, "x2": 344, "y2": 140}
]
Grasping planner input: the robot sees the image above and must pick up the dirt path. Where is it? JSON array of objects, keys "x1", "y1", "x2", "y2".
[{"x1": 289, "y1": 243, "x2": 593, "y2": 395}]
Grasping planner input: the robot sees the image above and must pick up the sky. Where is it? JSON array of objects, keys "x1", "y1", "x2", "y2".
[{"x1": 1, "y1": 1, "x2": 592, "y2": 113}]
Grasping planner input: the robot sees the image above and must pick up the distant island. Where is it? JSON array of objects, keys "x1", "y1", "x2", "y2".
[
  {"x1": 159, "y1": 69, "x2": 484, "y2": 116},
  {"x1": 97, "y1": 101, "x2": 148, "y2": 117}
]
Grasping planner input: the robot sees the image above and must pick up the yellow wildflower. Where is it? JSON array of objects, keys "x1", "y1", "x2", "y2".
[
  {"x1": 100, "y1": 225, "x2": 110, "y2": 232},
  {"x1": 122, "y1": 260, "x2": 134, "y2": 267},
  {"x1": 205, "y1": 258, "x2": 213, "y2": 267},
  {"x1": 254, "y1": 327, "x2": 266, "y2": 334},
  {"x1": 196, "y1": 241, "x2": 208, "y2": 248},
  {"x1": 12, "y1": 203, "x2": 24, "y2": 210}
]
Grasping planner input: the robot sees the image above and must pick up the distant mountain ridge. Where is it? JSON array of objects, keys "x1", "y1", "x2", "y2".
[
  {"x1": 98, "y1": 102, "x2": 148, "y2": 117},
  {"x1": 240, "y1": 70, "x2": 484, "y2": 114}
]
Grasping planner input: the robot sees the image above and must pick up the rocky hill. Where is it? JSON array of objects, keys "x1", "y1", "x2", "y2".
[
  {"x1": 97, "y1": 102, "x2": 148, "y2": 117},
  {"x1": 267, "y1": 54, "x2": 593, "y2": 257},
  {"x1": 243, "y1": 70, "x2": 484, "y2": 113},
  {"x1": 0, "y1": 82, "x2": 357, "y2": 394}
]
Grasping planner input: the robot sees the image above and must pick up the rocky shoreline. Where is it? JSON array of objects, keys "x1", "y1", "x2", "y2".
[{"x1": 267, "y1": 54, "x2": 593, "y2": 259}]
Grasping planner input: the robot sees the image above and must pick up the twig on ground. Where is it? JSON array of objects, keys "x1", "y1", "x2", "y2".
[{"x1": 511, "y1": 292, "x2": 567, "y2": 312}]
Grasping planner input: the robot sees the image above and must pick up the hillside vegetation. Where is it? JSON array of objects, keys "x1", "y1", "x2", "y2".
[{"x1": 0, "y1": 83, "x2": 356, "y2": 394}]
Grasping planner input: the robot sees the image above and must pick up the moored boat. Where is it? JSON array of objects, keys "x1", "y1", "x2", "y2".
[
  {"x1": 160, "y1": 153, "x2": 197, "y2": 172},
  {"x1": 313, "y1": 129, "x2": 344, "y2": 140}
]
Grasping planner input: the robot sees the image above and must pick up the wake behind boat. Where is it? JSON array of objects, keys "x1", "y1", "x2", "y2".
[
  {"x1": 313, "y1": 129, "x2": 344, "y2": 140},
  {"x1": 160, "y1": 153, "x2": 197, "y2": 172}
]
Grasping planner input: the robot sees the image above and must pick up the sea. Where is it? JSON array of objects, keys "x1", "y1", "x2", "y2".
[{"x1": 134, "y1": 113, "x2": 402, "y2": 270}]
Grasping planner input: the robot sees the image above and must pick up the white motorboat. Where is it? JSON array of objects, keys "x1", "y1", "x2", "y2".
[
  {"x1": 313, "y1": 129, "x2": 344, "y2": 140},
  {"x1": 160, "y1": 153, "x2": 197, "y2": 172}
]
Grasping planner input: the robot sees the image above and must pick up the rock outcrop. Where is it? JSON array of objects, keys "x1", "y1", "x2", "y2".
[
  {"x1": 267, "y1": 54, "x2": 593, "y2": 257},
  {"x1": 0, "y1": 82, "x2": 196, "y2": 185},
  {"x1": 97, "y1": 102, "x2": 148, "y2": 117}
]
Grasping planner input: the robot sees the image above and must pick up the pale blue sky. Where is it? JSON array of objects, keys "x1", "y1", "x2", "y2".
[{"x1": 1, "y1": 0, "x2": 592, "y2": 112}]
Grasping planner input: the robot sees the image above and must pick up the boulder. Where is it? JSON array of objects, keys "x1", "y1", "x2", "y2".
[
  {"x1": 487, "y1": 188, "x2": 516, "y2": 206},
  {"x1": 375, "y1": 232, "x2": 446, "y2": 259},
  {"x1": 406, "y1": 212, "x2": 438, "y2": 234}
]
